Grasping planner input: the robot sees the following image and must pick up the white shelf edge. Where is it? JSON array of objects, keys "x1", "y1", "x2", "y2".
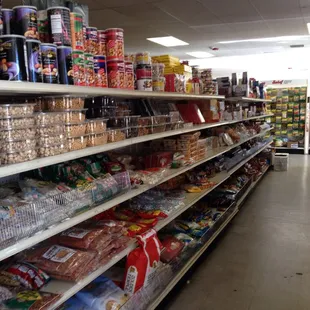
[
  {"x1": 147, "y1": 208, "x2": 239, "y2": 310},
  {"x1": 226, "y1": 97, "x2": 273, "y2": 103},
  {"x1": 0, "y1": 129, "x2": 273, "y2": 262},
  {"x1": 0, "y1": 114, "x2": 273, "y2": 179},
  {"x1": 44, "y1": 141, "x2": 272, "y2": 309},
  {"x1": 0, "y1": 81, "x2": 225, "y2": 100}
]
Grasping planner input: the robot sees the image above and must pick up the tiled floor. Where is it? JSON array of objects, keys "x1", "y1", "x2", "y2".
[{"x1": 165, "y1": 155, "x2": 310, "y2": 310}]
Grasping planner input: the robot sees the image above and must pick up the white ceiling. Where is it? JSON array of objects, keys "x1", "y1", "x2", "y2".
[
  {"x1": 77, "y1": 0, "x2": 310, "y2": 60},
  {"x1": 5, "y1": 0, "x2": 310, "y2": 76}
]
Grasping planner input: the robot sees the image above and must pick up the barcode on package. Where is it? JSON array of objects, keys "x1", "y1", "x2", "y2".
[{"x1": 51, "y1": 14, "x2": 62, "y2": 34}]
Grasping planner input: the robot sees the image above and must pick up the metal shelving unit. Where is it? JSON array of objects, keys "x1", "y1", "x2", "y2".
[
  {"x1": 0, "y1": 128, "x2": 273, "y2": 262},
  {"x1": 0, "y1": 114, "x2": 273, "y2": 178},
  {"x1": 43, "y1": 140, "x2": 273, "y2": 310},
  {"x1": 225, "y1": 97, "x2": 272, "y2": 103}
]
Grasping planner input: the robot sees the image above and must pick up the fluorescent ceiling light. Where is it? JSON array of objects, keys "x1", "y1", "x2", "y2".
[
  {"x1": 307, "y1": 23, "x2": 310, "y2": 34},
  {"x1": 147, "y1": 36, "x2": 189, "y2": 47},
  {"x1": 186, "y1": 51, "x2": 214, "y2": 58},
  {"x1": 218, "y1": 35, "x2": 310, "y2": 44}
]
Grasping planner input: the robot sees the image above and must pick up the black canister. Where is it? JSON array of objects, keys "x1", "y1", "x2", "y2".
[
  {"x1": 57, "y1": 46, "x2": 73, "y2": 85},
  {"x1": 47, "y1": 6, "x2": 71, "y2": 46},
  {"x1": 0, "y1": 34, "x2": 27, "y2": 81},
  {"x1": 26, "y1": 39, "x2": 42, "y2": 83},
  {"x1": 2, "y1": 9, "x2": 13, "y2": 35},
  {"x1": 12, "y1": 5, "x2": 38, "y2": 39},
  {"x1": 41, "y1": 43, "x2": 58, "y2": 84}
]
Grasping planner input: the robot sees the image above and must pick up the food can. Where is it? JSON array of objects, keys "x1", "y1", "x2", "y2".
[
  {"x1": 106, "y1": 28, "x2": 124, "y2": 61},
  {"x1": 47, "y1": 6, "x2": 71, "y2": 46},
  {"x1": 137, "y1": 79, "x2": 152, "y2": 91},
  {"x1": 41, "y1": 43, "x2": 58, "y2": 84},
  {"x1": 85, "y1": 27, "x2": 98, "y2": 54},
  {"x1": 26, "y1": 39, "x2": 43, "y2": 83},
  {"x1": 37, "y1": 10, "x2": 49, "y2": 43},
  {"x1": 70, "y1": 12, "x2": 83, "y2": 51},
  {"x1": 57, "y1": 46, "x2": 73, "y2": 85},
  {"x1": 98, "y1": 30, "x2": 106, "y2": 56},
  {"x1": 72, "y1": 50, "x2": 85, "y2": 86},
  {"x1": 136, "y1": 64, "x2": 152, "y2": 79},
  {"x1": 12, "y1": 5, "x2": 38, "y2": 39},
  {"x1": 125, "y1": 54, "x2": 135, "y2": 63},
  {"x1": 107, "y1": 60, "x2": 125, "y2": 89},
  {"x1": 0, "y1": 34, "x2": 27, "y2": 81},
  {"x1": 136, "y1": 52, "x2": 151, "y2": 65},
  {"x1": 2, "y1": 9, "x2": 13, "y2": 35},
  {"x1": 94, "y1": 55, "x2": 107, "y2": 88},
  {"x1": 125, "y1": 61, "x2": 134, "y2": 90},
  {"x1": 84, "y1": 52, "x2": 95, "y2": 87},
  {"x1": 152, "y1": 77, "x2": 165, "y2": 92}
]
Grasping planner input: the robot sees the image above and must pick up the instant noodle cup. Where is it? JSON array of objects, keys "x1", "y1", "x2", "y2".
[
  {"x1": 106, "y1": 28, "x2": 124, "y2": 61},
  {"x1": 107, "y1": 60, "x2": 125, "y2": 89}
]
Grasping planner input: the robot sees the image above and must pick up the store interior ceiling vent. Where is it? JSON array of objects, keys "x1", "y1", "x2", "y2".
[{"x1": 290, "y1": 44, "x2": 305, "y2": 48}]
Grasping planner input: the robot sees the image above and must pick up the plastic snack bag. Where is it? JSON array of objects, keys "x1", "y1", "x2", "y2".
[
  {"x1": 123, "y1": 229, "x2": 162, "y2": 294},
  {"x1": 76, "y1": 276, "x2": 128, "y2": 310}
]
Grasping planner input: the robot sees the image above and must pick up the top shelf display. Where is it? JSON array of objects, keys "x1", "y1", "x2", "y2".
[{"x1": 0, "y1": 81, "x2": 272, "y2": 102}]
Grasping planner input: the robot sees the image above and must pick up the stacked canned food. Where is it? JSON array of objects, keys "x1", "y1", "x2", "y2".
[
  {"x1": 135, "y1": 52, "x2": 152, "y2": 91},
  {"x1": 152, "y1": 63, "x2": 165, "y2": 92}
]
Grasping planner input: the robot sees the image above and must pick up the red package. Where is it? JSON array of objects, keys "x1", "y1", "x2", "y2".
[
  {"x1": 144, "y1": 152, "x2": 173, "y2": 169},
  {"x1": 137, "y1": 210, "x2": 168, "y2": 219},
  {"x1": 135, "y1": 218, "x2": 158, "y2": 228},
  {"x1": 160, "y1": 236, "x2": 184, "y2": 263},
  {"x1": 123, "y1": 229, "x2": 162, "y2": 294},
  {"x1": 6, "y1": 262, "x2": 50, "y2": 290},
  {"x1": 125, "y1": 223, "x2": 149, "y2": 237},
  {"x1": 58, "y1": 227, "x2": 105, "y2": 250},
  {"x1": 104, "y1": 162, "x2": 126, "y2": 175},
  {"x1": 23, "y1": 245, "x2": 95, "y2": 282}
]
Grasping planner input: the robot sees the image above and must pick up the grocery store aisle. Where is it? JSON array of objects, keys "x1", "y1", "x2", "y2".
[{"x1": 164, "y1": 155, "x2": 310, "y2": 310}]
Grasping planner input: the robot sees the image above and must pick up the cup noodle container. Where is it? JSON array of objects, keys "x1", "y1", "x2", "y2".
[
  {"x1": 136, "y1": 52, "x2": 151, "y2": 65},
  {"x1": 97, "y1": 30, "x2": 106, "y2": 56},
  {"x1": 72, "y1": 49, "x2": 85, "y2": 86},
  {"x1": 107, "y1": 60, "x2": 125, "y2": 89},
  {"x1": 125, "y1": 61, "x2": 134, "y2": 90},
  {"x1": 153, "y1": 77, "x2": 165, "y2": 92},
  {"x1": 85, "y1": 26, "x2": 98, "y2": 55},
  {"x1": 84, "y1": 52, "x2": 95, "y2": 87},
  {"x1": 106, "y1": 28, "x2": 124, "y2": 61},
  {"x1": 94, "y1": 55, "x2": 108, "y2": 88},
  {"x1": 70, "y1": 12, "x2": 84, "y2": 51}
]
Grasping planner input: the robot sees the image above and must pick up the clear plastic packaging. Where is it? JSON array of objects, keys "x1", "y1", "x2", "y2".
[
  {"x1": 38, "y1": 144, "x2": 68, "y2": 157},
  {"x1": 108, "y1": 116, "x2": 128, "y2": 128},
  {"x1": 38, "y1": 134, "x2": 67, "y2": 146},
  {"x1": 166, "y1": 121, "x2": 184, "y2": 131},
  {"x1": 87, "y1": 132, "x2": 108, "y2": 147},
  {"x1": 45, "y1": 97, "x2": 85, "y2": 111},
  {"x1": 65, "y1": 123, "x2": 87, "y2": 137},
  {"x1": 0, "y1": 139, "x2": 37, "y2": 153},
  {"x1": 138, "y1": 125, "x2": 151, "y2": 136},
  {"x1": 35, "y1": 112, "x2": 66, "y2": 126},
  {"x1": 0, "y1": 149, "x2": 37, "y2": 165},
  {"x1": 152, "y1": 115, "x2": 168, "y2": 125},
  {"x1": 68, "y1": 135, "x2": 88, "y2": 151},
  {"x1": 152, "y1": 124, "x2": 166, "y2": 134},
  {"x1": 63, "y1": 109, "x2": 87, "y2": 123},
  {"x1": 138, "y1": 117, "x2": 152, "y2": 126},
  {"x1": 86, "y1": 118, "x2": 107, "y2": 134},
  {"x1": 0, "y1": 116, "x2": 35, "y2": 129},
  {"x1": 107, "y1": 129, "x2": 126, "y2": 143},
  {"x1": 0, "y1": 127, "x2": 37, "y2": 141},
  {"x1": 37, "y1": 124, "x2": 65, "y2": 136},
  {"x1": 0, "y1": 104, "x2": 36, "y2": 117}
]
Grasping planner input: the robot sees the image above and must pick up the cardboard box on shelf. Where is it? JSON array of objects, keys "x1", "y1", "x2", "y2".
[{"x1": 287, "y1": 141, "x2": 299, "y2": 149}]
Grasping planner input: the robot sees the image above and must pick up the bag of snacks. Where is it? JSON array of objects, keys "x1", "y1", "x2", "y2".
[
  {"x1": 23, "y1": 245, "x2": 95, "y2": 282},
  {"x1": 160, "y1": 236, "x2": 184, "y2": 263},
  {"x1": 123, "y1": 229, "x2": 162, "y2": 294},
  {"x1": 6, "y1": 262, "x2": 50, "y2": 290},
  {"x1": 76, "y1": 276, "x2": 128, "y2": 310}
]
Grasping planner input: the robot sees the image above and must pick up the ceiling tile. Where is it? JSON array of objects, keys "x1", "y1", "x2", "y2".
[
  {"x1": 113, "y1": 3, "x2": 179, "y2": 23},
  {"x1": 266, "y1": 18, "x2": 308, "y2": 36},
  {"x1": 251, "y1": 0, "x2": 302, "y2": 19},
  {"x1": 97, "y1": 0, "x2": 158, "y2": 8},
  {"x1": 89, "y1": 9, "x2": 139, "y2": 28},
  {"x1": 154, "y1": 0, "x2": 221, "y2": 26},
  {"x1": 81, "y1": 0, "x2": 107, "y2": 10},
  {"x1": 199, "y1": 0, "x2": 262, "y2": 23}
]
